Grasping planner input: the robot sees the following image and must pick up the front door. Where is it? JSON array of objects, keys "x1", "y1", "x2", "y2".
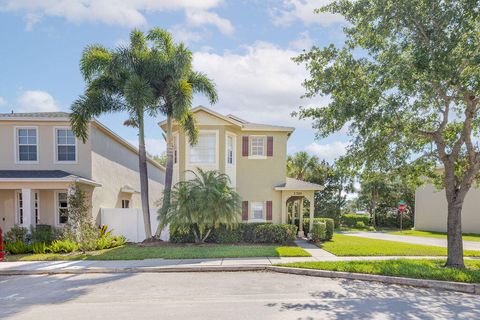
[{"x1": 15, "y1": 190, "x2": 40, "y2": 226}]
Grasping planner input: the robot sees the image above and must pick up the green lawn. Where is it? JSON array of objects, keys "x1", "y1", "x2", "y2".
[
  {"x1": 319, "y1": 234, "x2": 480, "y2": 257},
  {"x1": 388, "y1": 230, "x2": 480, "y2": 242},
  {"x1": 278, "y1": 259, "x2": 480, "y2": 283},
  {"x1": 4, "y1": 244, "x2": 310, "y2": 261}
]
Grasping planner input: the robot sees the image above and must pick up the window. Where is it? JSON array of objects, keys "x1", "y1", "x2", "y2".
[
  {"x1": 17, "y1": 192, "x2": 23, "y2": 224},
  {"x1": 173, "y1": 136, "x2": 178, "y2": 164},
  {"x1": 122, "y1": 200, "x2": 130, "y2": 208},
  {"x1": 34, "y1": 192, "x2": 39, "y2": 224},
  {"x1": 57, "y1": 192, "x2": 68, "y2": 224},
  {"x1": 250, "y1": 136, "x2": 265, "y2": 157},
  {"x1": 17, "y1": 128, "x2": 38, "y2": 162},
  {"x1": 227, "y1": 136, "x2": 234, "y2": 164},
  {"x1": 190, "y1": 133, "x2": 216, "y2": 164},
  {"x1": 56, "y1": 128, "x2": 76, "y2": 162},
  {"x1": 251, "y1": 202, "x2": 264, "y2": 220},
  {"x1": 16, "y1": 191, "x2": 39, "y2": 225}
]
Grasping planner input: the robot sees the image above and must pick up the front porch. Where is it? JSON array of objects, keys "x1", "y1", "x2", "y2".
[
  {"x1": 0, "y1": 170, "x2": 100, "y2": 231},
  {"x1": 275, "y1": 178, "x2": 324, "y2": 238}
]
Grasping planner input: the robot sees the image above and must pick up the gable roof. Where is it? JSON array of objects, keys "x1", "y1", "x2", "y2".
[
  {"x1": 158, "y1": 106, "x2": 295, "y2": 133},
  {"x1": 0, "y1": 170, "x2": 102, "y2": 187},
  {"x1": 274, "y1": 178, "x2": 324, "y2": 191},
  {"x1": 0, "y1": 112, "x2": 70, "y2": 121}
]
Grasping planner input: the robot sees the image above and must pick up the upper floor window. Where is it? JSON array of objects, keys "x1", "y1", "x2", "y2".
[
  {"x1": 250, "y1": 136, "x2": 265, "y2": 157},
  {"x1": 227, "y1": 136, "x2": 234, "y2": 164},
  {"x1": 190, "y1": 133, "x2": 216, "y2": 164},
  {"x1": 56, "y1": 128, "x2": 76, "y2": 162},
  {"x1": 17, "y1": 127, "x2": 38, "y2": 163}
]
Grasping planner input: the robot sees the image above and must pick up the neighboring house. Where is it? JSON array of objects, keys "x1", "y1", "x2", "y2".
[
  {"x1": 415, "y1": 185, "x2": 480, "y2": 234},
  {"x1": 159, "y1": 106, "x2": 323, "y2": 236},
  {"x1": 0, "y1": 112, "x2": 165, "y2": 232}
]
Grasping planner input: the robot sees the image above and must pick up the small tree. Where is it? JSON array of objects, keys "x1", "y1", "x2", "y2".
[
  {"x1": 159, "y1": 169, "x2": 241, "y2": 243},
  {"x1": 64, "y1": 184, "x2": 97, "y2": 252}
]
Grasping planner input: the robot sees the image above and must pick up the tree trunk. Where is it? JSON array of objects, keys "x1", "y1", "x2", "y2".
[
  {"x1": 370, "y1": 189, "x2": 377, "y2": 227},
  {"x1": 138, "y1": 115, "x2": 152, "y2": 239},
  {"x1": 156, "y1": 115, "x2": 174, "y2": 236},
  {"x1": 445, "y1": 197, "x2": 465, "y2": 268}
]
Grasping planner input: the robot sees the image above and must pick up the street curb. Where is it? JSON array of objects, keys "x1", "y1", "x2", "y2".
[
  {"x1": 267, "y1": 266, "x2": 480, "y2": 295},
  {"x1": 1, "y1": 265, "x2": 478, "y2": 295},
  {"x1": 0, "y1": 265, "x2": 267, "y2": 275}
]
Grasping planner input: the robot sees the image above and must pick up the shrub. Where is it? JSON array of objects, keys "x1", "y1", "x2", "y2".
[
  {"x1": 5, "y1": 225, "x2": 29, "y2": 243},
  {"x1": 304, "y1": 218, "x2": 334, "y2": 241},
  {"x1": 5, "y1": 241, "x2": 32, "y2": 254},
  {"x1": 96, "y1": 235, "x2": 125, "y2": 250},
  {"x1": 310, "y1": 223, "x2": 327, "y2": 242},
  {"x1": 341, "y1": 214, "x2": 370, "y2": 227},
  {"x1": 31, "y1": 225, "x2": 56, "y2": 244},
  {"x1": 170, "y1": 226, "x2": 196, "y2": 243},
  {"x1": 111, "y1": 235, "x2": 126, "y2": 247},
  {"x1": 238, "y1": 223, "x2": 265, "y2": 243},
  {"x1": 49, "y1": 239, "x2": 78, "y2": 253},
  {"x1": 215, "y1": 226, "x2": 241, "y2": 244},
  {"x1": 253, "y1": 224, "x2": 297, "y2": 244},
  {"x1": 32, "y1": 242, "x2": 47, "y2": 254},
  {"x1": 355, "y1": 221, "x2": 366, "y2": 229}
]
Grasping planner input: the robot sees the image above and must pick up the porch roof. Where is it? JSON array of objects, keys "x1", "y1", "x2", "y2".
[
  {"x1": 274, "y1": 177, "x2": 324, "y2": 191},
  {"x1": 0, "y1": 170, "x2": 102, "y2": 187}
]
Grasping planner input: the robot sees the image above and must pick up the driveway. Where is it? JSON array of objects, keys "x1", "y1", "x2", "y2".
[
  {"x1": 343, "y1": 232, "x2": 480, "y2": 251},
  {"x1": 1, "y1": 272, "x2": 479, "y2": 319}
]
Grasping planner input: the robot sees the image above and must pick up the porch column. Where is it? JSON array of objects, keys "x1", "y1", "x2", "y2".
[
  {"x1": 308, "y1": 193, "x2": 314, "y2": 235},
  {"x1": 21, "y1": 188, "x2": 35, "y2": 228},
  {"x1": 280, "y1": 192, "x2": 288, "y2": 224},
  {"x1": 298, "y1": 199, "x2": 304, "y2": 237}
]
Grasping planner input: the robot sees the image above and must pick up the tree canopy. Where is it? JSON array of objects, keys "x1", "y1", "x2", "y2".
[{"x1": 294, "y1": 0, "x2": 480, "y2": 268}]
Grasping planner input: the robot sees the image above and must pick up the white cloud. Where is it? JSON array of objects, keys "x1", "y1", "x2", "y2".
[
  {"x1": 289, "y1": 31, "x2": 313, "y2": 50},
  {"x1": 305, "y1": 141, "x2": 348, "y2": 162},
  {"x1": 186, "y1": 9, "x2": 234, "y2": 35},
  {"x1": 16, "y1": 90, "x2": 60, "y2": 112},
  {"x1": 1, "y1": 0, "x2": 231, "y2": 33},
  {"x1": 128, "y1": 137, "x2": 166, "y2": 157},
  {"x1": 271, "y1": 0, "x2": 344, "y2": 27},
  {"x1": 170, "y1": 25, "x2": 204, "y2": 44},
  {"x1": 0, "y1": 96, "x2": 6, "y2": 107},
  {"x1": 192, "y1": 41, "x2": 328, "y2": 127}
]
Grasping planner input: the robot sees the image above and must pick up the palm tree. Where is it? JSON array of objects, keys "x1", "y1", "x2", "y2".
[
  {"x1": 70, "y1": 30, "x2": 160, "y2": 239},
  {"x1": 159, "y1": 169, "x2": 241, "y2": 243},
  {"x1": 287, "y1": 151, "x2": 318, "y2": 180},
  {"x1": 144, "y1": 29, "x2": 218, "y2": 235}
]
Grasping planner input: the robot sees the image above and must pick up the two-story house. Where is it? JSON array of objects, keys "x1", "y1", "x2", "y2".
[
  {"x1": 0, "y1": 112, "x2": 165, "y2": 232},
  {"x1": 159, "y1": 107, "x2": 322, "y2": 236}
]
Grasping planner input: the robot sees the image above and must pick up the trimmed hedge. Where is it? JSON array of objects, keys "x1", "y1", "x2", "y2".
[
  {"x1": 170, "y1": 223, "x2": 297, "y2": 244},
  {"x1": 341, "y1": 214, "x2": 370, "y2": 227},
  {"x1": 303, "y1": 218, "x2": 334, "y2": 241},
  {"x1": 310, "y1": 223, "x2": 327, "y2": 242}
]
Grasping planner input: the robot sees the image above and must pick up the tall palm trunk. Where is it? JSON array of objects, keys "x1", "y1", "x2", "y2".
[
  {"x1": 138, "y1": 114, "x2": 152, "y2": 239},
  {"x1": 156, "y1": 115, "x2": 174, "y2": 236}
]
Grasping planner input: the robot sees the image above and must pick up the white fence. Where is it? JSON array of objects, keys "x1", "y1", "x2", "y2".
[{"x1": 100, "y1": 208, "x2": 169, "y2": 243}]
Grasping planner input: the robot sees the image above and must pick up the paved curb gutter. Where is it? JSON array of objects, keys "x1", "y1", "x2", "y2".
[
  {"x1": 0, "y1": 265, "x2": 267, "y2": 276},
  {"x1": 1, "y1": 265, "x2": 478, "y2": 295},
  {"x1": 267, "y1": 266, "x2": 480, "y2": 295}
]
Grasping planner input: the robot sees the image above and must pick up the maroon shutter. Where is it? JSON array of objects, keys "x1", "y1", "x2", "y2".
[
  {"x1": 242, "y1": 136, "x2": 249, "y2": 156},
  {"x1": 266, "y1": 201, "x2": 272, "y2": 220},
  {"x1": 242, "y1": 201, "x2": 249, "y2": 221},
  {"x1": 267, "y1": 136, "x2": 273, "y2": 157}
]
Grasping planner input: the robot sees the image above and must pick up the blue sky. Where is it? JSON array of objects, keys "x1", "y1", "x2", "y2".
[{"x1": 0, "y1": 0, "x2": 349, "y2": 162}]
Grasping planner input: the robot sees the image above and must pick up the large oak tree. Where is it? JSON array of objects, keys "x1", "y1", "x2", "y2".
[{"x1": 294, "y1": 0, "x2": 480, "y2": 268}]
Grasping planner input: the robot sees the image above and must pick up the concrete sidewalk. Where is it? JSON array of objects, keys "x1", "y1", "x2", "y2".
[{"x1": 343, "y1": 232, "x2": 480, "y2": 251}]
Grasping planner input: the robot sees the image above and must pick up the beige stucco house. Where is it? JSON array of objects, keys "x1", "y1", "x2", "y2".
[
  {"x1": 0, "y1": 112, "x2": 165, "y2": 232},
  {"x1": 159, "y1": 106, "x2": 323, "y2": 236},
  {"x1": 415, "y1": 184, "x2": 480, "y2": 234}
]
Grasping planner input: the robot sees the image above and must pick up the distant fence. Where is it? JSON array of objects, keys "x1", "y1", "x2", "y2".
[{"x1": 100, "y1": 208, "x2": 169, "y2": 243}]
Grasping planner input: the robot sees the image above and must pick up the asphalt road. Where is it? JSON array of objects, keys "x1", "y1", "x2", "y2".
[{"x1": 1, "y1": 271, "x2": 479, "y2": 320}]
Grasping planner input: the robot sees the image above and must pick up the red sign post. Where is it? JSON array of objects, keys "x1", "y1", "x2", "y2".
[{"x1": 398, "y1": 201, "x2": 406, "y2": 231}]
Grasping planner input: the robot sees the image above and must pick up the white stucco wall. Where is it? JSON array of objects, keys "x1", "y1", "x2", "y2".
[
  {"x1": 90, "y1": 124, "x2": 165, "y2": 223},
  {"x1": 415, "y1": 184, "x2": 480, "y2": 233}
]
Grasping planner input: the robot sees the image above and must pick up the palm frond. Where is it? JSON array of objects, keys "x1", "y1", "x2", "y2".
[
  {"x1": 147, "y1": 28, "x2": 174, "y2": 55},
  {"x1": 80, "y1": 44, "x2": 112, "y2": 81},
  {"x1": 188, "y1": 71, "x2": 218, "y2": 105}
]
